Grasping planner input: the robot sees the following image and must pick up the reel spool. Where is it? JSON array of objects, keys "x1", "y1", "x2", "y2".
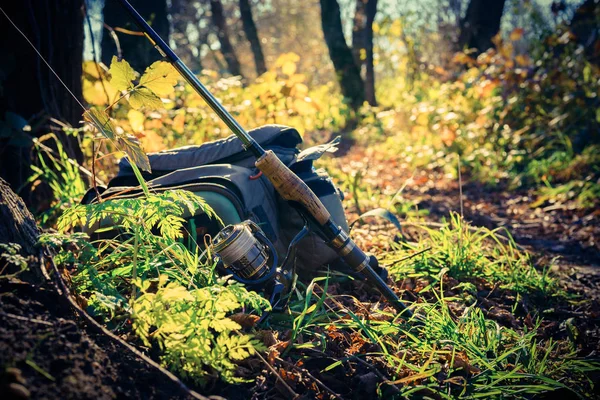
[{"x1": 212, "y1": 220, "x2": 278, "y2": 286}]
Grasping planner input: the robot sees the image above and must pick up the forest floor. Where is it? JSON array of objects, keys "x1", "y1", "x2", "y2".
[{"x1": 1, "y1": 141, "x2": 599, "y2": 399}]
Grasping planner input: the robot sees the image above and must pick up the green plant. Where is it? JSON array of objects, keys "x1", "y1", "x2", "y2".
[
  {"x1": 27, "y1": 133, "x2": 87, "y2": 226},
  {"x1": 43, "y1": 189, "x2": 270, "y2": 382},
  {"x1": 133, "y1": 278, "x2": 267, "y2": 383},
  {"x1": 386, "y1": 213, "x2": 561, "y2": 298},
  {"x1": 0, "y1": 243, "x2": 28, "y2": 277},
  {"x1": 38, "y1": 55, "x2": 274, "y2": 384}
]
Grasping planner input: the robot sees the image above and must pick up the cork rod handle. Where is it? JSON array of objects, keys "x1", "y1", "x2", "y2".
[{"x1": 255, "y1": 150, "x2": 331, "y2": 225}]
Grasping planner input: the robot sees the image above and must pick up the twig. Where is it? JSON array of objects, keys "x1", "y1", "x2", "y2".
[
  {"x1": 0, "y1": 311, "x2": 53, "y2": 326},
  {"x1": 102, "y1": 23, "x2": 122, "y2": 60},
  {"x1": 276, "y1": 357, "x2": 345, "y2": 400},
  {"x1": 46, "y1": 254, "x2": 207, "y2": 400},
  {"x1": 253, "y1": 349, "x2": 299, "y2": 399},
  {"x1": 39, "y1": 249, "x2": 51, "y2": 281}
]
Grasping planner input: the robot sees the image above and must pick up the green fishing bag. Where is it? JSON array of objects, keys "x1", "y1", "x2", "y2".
[{"x1": 81, "y1": 125, "x2": 348, "y2": 272}]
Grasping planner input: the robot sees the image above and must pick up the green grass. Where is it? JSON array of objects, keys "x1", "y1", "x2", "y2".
[
  {"x1": 267, "y1": 212, "x2": 598, "y2": 398},
  {"x1": 385, "y1": 213, "x2": 562, "y2": 298}
]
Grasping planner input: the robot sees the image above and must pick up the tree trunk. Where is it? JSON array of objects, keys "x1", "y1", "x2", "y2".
[
  {"x1": 210, "y1": 0, "x2": 243, "y2": 78},
  {"x1": 570, "y1": 0, "x2": 600, "y2": 62},
  {"x1": 101, "y1": 0, "x2": 169, "y2": 73},
  {"x1": 458, "y1": 0, "x2": 506, "y2": 54},
  {"x1": 0, "y1": 178, "x2": 40, "y2": 256},
  {"x1": 320, "y1": 0, "x2": 365, "y2": 110},
  {"x1": 170, "y1": 0, "x2": 202, "y2": 72},
  {"x1": 352, "y1": 0, "x2": 378, "y2": 106},
  {"x1": 239, "y1": 0, "x2": 267, "y2": 76},
  {"x1": 0, "y1": 0, "x2": 84, "y2": 197},
  {"x1": 352, "y1": 0, "x2": 367, "y2": 67}
]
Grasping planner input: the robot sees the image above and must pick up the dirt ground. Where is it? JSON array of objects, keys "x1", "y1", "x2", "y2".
[{"x1": 0, "y1": 264, "x2": 198, "y2": 400}]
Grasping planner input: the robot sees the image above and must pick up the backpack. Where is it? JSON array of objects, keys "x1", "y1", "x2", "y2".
[{"x1": 81, "y1": 124, "x2": 349, "y2": 273}]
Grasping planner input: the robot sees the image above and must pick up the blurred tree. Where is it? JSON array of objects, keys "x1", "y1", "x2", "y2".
[
  {"x1": 459, "y1": 0, "x2": 506, "y2": 54},
  {"x1": 239, "y1": 0, "x2": 267, "y2": 76},
  {"x1": 320, "y1": 0, "x2": 365, "y2": 109},
  {"x1": 352, "y1": 0, "x2": 378, "y2": 106},
  {"x1": 101, "y1": 0, "x2": 169, "y2": 72},
  {"x1": 570, "y1": 0, "x2": 600, "y2": 62},
  {"x1": 170, "y1": 0, "x2": 202, "y2": 71},
  {"x1": 209, "y1": 0, "x2": 243, "y2": 78},
  {"x1": 0, "y1": 0, "x2": 84, "y2": 198}
]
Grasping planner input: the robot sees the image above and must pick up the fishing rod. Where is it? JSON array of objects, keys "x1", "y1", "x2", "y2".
[{"x1": 118, "y1": 0, "x2": 413, "y2": 317}]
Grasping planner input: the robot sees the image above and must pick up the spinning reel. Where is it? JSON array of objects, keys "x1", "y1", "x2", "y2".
[{"x1": 212, "y1": 219, "x2": 308, "y2": 312}]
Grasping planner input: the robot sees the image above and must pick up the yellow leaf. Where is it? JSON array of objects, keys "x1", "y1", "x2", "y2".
[
  {"x1": 139, "y1": 61, "x2": 179, "y2": 96},
  {"x1": 139, "y1": 130, "x2": 166, "y2": 153},
  {"x1": 158, "y1": 274, "x2": 169, "y2": 287},
  {"x1": 128, "y1": 87, "x2": 164, "y2": 110},
  {"x1": 83, "y1": 108, "x2": 115, "y2": 139},
  {"x1": 510, "y1": 28, "x2": 524, "y2": 41},
  {"x1": 452, "y1": 52, "x2": 474, "y2": 65},
  {"x1": 359, "y1": 48, "x2": 367, "y2": 61},
  {"x1": 83, "y1": 80, "x2": 110, "y2": 106},
  {"x1": 305, "y1": 303, "x2": 317, "y2": 314},
  {"x1": 259, "y1": 71, "x2": 278, "y2": 82},
  {"x1": 282, "y1": 61, "x2": 297, "y2": 76},
  {"x1": 440, "y1": 126, "x2": 456, "y2": 146},
  {"x1": 117, "y1": 134, "x2": 151, "y2": 172},
  {"x1": 289, "y1": 73, "x2": 306, "y2": 83},
  {"x1": 293, "y1": 98, "x2": 315, "y2": 114},
  {"x1": 127, "y1": 109, "x2": 145, "y2": 132},
  {"x1": 372, "y1": 22, "x2": 380, "y2": 34},
  {"x1": 292, "y1": 83, "x2": 309, "y2": 97},
  {"x1": 416, "y1": 112, "x2": 429, "y2": 126},
  {"x1": 172, "y1": 113, "x2": 185, "y2": 134},
  {"x1": 82, "y1": 61, "x2": 105, "y2": 80},
  {"x1": 389, "y1": 20, "x2": 402, "y2": 36},
  {"x1": 109, "y1": 56, "x2": 136, "y2": 92},
  {"x1": 275, "y1": 52, "x2": 300, "y2": 67},
  {"x1": 515, "y1": 54, "x2": 532, "y2": 67}
]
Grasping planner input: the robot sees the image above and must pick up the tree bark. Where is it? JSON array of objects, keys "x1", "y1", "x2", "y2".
[
  {"x1": 352, "y1": 0, "x2": 367, "y2": 66},
  {"x1": 320, "y1": 0, "x2": 365, "y2": 110},
  {"x1": 352, "y1": 0, "x2": 378, "y2": 106},
  {"x1": 209, "y1": 0, "x2": 243, "y2": 78},
  {"x1": 239, "y1": 0, "x2": 267, "y2": 76},
  {"x1": 0, "y1": 0, "x2": 84, "y2": 196},
  {"x1": 101, "y1": 0, "x2": 169, "y2": 73},
  {"x1": 0, "y1": 178, "x2": 39, "y2": 256},
  {"x1": 458, "y1": 0, "x2": 506, "y2": 54}
]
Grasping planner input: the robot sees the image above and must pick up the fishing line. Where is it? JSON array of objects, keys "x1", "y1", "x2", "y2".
[{"x1": 0, "y1": 6, "x2": 87, "y2": 112}]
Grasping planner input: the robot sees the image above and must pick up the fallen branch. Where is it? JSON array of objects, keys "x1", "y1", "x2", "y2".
[
  {"x1": 253, "y1": 348, "x2": 299, "y2": 399},
  {"x1": 0, "y1": 311, "x2": 54, "y2": 326}
]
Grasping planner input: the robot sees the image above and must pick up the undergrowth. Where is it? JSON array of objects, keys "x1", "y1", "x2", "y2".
[
  {"x1": 386, "y1": 213, "x2": 561, "y2": 299},
  {"x1": 41, "y1": 190, "x2": 270, "y2": 384},
  {"x1": 267, "y1": 213, "x2": 598, "y2": 398},
  {"x1": 29, "y1": 14, "x2": 600, "y2": 397}
]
